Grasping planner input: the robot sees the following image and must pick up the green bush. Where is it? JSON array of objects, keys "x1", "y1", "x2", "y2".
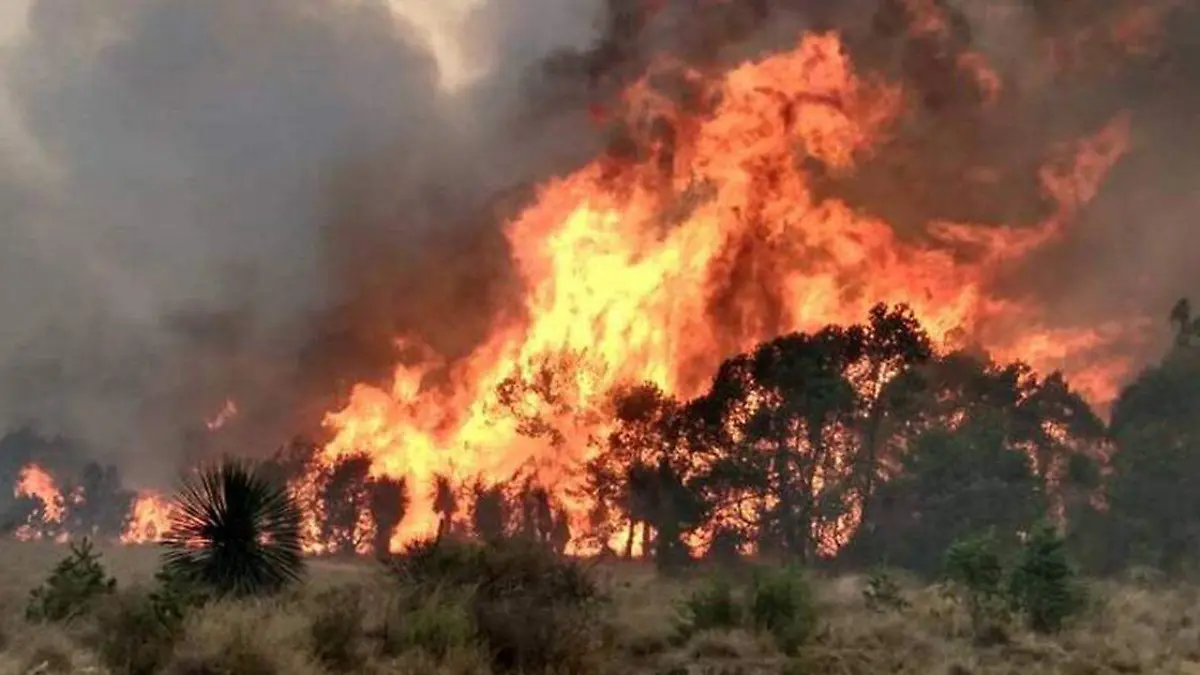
[
  {"x1": 390, "y1": 536, "x2": 606, "y2": 674},
  {"x1": 862, "y1": 568, "x2": 909, "y2": 613},
  {"x1": 148, "y1": 565, "x2": 209, "y2": 625},
  {"x1": 308, "y1": 585, "x2": 368, "y2": 671},
  {"x1": 90, "y1": 588, "x2": 183, "y2": 675},
  {"x1": 391, "y1": 536, "x2": 485, "y2": 588},
  {"x1": 942, "y1": 532, "x2": 1012, "y2": 644},
  {"x1": 943, "y1": 532, "x2": 1005, "y2": 600},
  {"x1": 394, "y1": 537, "x2": 601, "y2": 605},
  {"x1": 26, "y1": 538, "x2": 117, "y2": 623},
  {"x1": 381, "y1": 588, "x2": 476, "y2": 659},
  {"x1": 1008, "y1": 522, "x2": 1086, "y2": 633},
  {"x1": 747, "y1": 567, "x2": 818, "y2": 655},
  {"x1": 675, "y1": 576, "x2": 742, "y2": 638}
]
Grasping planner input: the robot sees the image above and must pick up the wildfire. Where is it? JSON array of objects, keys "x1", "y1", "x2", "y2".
[
  {"x1": 13, "y1": 463, "x2": 66, "y2": 541},
  {"x1": 121, "y1": 492, "x2": 174, "y2": 544},
  {"x1": 312, "y1": 29, "x2": 1139, "y2": 553}
]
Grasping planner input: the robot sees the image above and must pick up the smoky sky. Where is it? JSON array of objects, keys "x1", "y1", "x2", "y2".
[
  {"x1": 0, "y1": 0, "x2": 1197, "y2": 485},
  {"x1": 0, "y1": 0, "x2": 611, "y2": 483}
]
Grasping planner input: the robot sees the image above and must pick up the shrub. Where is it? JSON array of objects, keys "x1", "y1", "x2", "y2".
[
  {"x1": 943, "y1": 532, "x2": 1005, "y2": 600},
  {"x1": 469, "y1": 540, "x2": 604, "y2": 674},
  {"x1": 474, "y1": 594, "x2": 601, "y2": 673},
  {"x1": 863, "y1": 568, "x2": 909, "y2": 613},
  {"x1": 747, "y1": 567, "x2": 818, "y2": 655},
  {"x1": 942, "y1": 532, "x2": 1011, "y2": 644},
  {"x1": 308, "y1": 585, "x2": 368, "y2": 671},
  {"x1": 164, "y1": 600, "x2": 322, "y2": 675},
  {"x1": 148, "y1": 565, "x2": 209, "y2": 625},
  {"x1": 90, "y1": 588, "x2": 182, "y2": 675},
  {"x1": 162, "y1": 458, "x2": 305, "y2": 598},
  {"x1": 675, "y1": 576, "x2": 742, "y2": 638},
  {"x1": 25, "y1": 538, "x2": 116, "y2": 623},
  {"x1": 394, "y1": 536, "x2": 601, "y2": 605},
  {"x1": 1007, "y1": 521, "x2": 1086, "y2": 633},
  {"x1": 391, "y1": 537, "x2": 485, "y2": 588},
  {"x1": 392, "y1": 536, "x2": 605, "y2": 674},
  {"x1": 381, "y1": 588, "x2": 476, "y2": 659}
]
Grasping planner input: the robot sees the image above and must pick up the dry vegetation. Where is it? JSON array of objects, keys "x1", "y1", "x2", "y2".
[{"x1": 0, "y1": 541, "x2": 1199, "y2": 675}]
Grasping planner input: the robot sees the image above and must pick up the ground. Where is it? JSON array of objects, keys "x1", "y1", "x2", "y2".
[{"x1": 0, "y1": 541, "x2": 1198, "y2": 674}]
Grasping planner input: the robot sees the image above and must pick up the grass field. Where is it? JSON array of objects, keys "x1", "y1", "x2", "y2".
[{"x1": 1, "y1": 541, "x2": 1199, "y2": 674}]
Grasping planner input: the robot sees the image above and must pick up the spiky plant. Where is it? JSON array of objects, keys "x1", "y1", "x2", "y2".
[{"x1": 162, "y1": 458, "x2": 305, "y2": 597}]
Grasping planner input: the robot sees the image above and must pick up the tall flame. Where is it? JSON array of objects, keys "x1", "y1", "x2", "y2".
[
  {"x1": 13, "y1": 463, "x2": 66, "y2": 541},
  {"x1": 313, "y1": 32, "x2": 1137, "y2": 552}
]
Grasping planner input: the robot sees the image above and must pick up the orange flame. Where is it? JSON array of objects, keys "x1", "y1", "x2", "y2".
[
  {"x1": 120, "y1": 492, "x2": 174, "y2": 544},
  {"x1": 13, "y1": 464, "x2": 66, "y2": 541},
  {"x1": 307, "y1": 31, "x2": 1135, "y2": 554}
]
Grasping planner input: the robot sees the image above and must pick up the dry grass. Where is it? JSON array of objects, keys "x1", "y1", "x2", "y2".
[{"x1": 2, "y1": 541, "x2": 1200, "y2": 674}]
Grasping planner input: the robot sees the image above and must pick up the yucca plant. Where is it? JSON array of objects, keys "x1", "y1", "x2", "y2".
[{"x1": 161, "y1": 458, "x2": 305, "y2": 597}]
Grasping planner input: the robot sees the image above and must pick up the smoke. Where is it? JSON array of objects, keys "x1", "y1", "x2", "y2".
[
  {"x1": 0, "y1": 0, "x2": 609, "y2": 483},
  {"x1": 0, "y1": 0, "x2": 1197, "y2": 486}
]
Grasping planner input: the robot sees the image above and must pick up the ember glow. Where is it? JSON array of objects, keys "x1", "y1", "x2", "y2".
[{"x1": 309, "y1": 31, "x2": 1139, "y2": 552}]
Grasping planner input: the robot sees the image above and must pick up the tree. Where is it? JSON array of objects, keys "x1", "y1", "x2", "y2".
[
  {"x1": 470, "y1": 481, "x2": 510, "y2": 542},
  {"x1": 1008, "y1": 521, "x2": 1085, "y2": 633},
  {"x1": 64, "y1": 462, "x2": 136, "y2": 538},
  {"x1": 696, "y1": 327, "x2": 862, "y2": 561},
  {"x1": 162, "y1": 458, "x2": 305, "y2": 597},
  {"x1": 511, "y1": 477, "x2": 572, "y2": 553},
  {"x1": 368, "y1": 475, "x2": 408, "y2": 558},
  {"x1": 1105, "y1": 309, "x2": 1200, "y2": 573},
  {"x1": 432, "y1": 473, "x2": 460, "y2": 539},
  {"x1": 845, "y1": 304, "x2": 933, "y2": 537},
  {"x1": 584, "y1": 382, "x2": 688, "y2": 558},
  {"x1": 873, "y1": 414, "x2": 1046, "y2": 575},
  {"x1": 320, "y1": 454, "x2": 373, "y2": 555}
]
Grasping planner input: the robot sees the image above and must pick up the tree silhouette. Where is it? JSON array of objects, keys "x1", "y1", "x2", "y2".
[
  {"x1": 1105, "y1": 318, "x2": 1200, "y2": 573},
  {"x1": 470, "y1": 480, "x2": 510, "y2": 542},
  {"x1": 368, "y1": 475, "x2": 408, "y2": 558},
  {"x1": 64, "y1": 462, "x2": 135, "y2": 538},
  {"x1": 432, "y1": 473, "x2": 460, "y2": 539},
  {"x1": 321, "y1": 454, "x2": 373, "y2": 555}
]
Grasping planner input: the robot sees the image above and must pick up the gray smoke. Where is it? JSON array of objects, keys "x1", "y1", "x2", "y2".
[{"x1": 0, "y1": 0, "x2": 609, "y2": 484}]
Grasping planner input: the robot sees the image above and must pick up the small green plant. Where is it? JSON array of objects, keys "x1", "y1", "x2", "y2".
[
  {"x1": 148, "y1": 565, "x2": 209, "y2": 625},
  {"x1": 747, "y1": 567, "x2": 818, "y2": 655},
  {"x1": 309, "y1": 585, "x2": 368, "y2": 671},
  {"x1": 863, "y1": 568, "x2": 909, "y2": 613},
  {"x1": 942, "y1": 531, "x2": 1011, "y2": 644},
  {"x1": 675, "y1": 576, "x2": 742, "y2": 638},
  {"x1": 25, "y1": 538, "x2": 116, "y2": 623},
  {"x1": 1008, "y1": 521, "x2": 1086, "y2": 633}
]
